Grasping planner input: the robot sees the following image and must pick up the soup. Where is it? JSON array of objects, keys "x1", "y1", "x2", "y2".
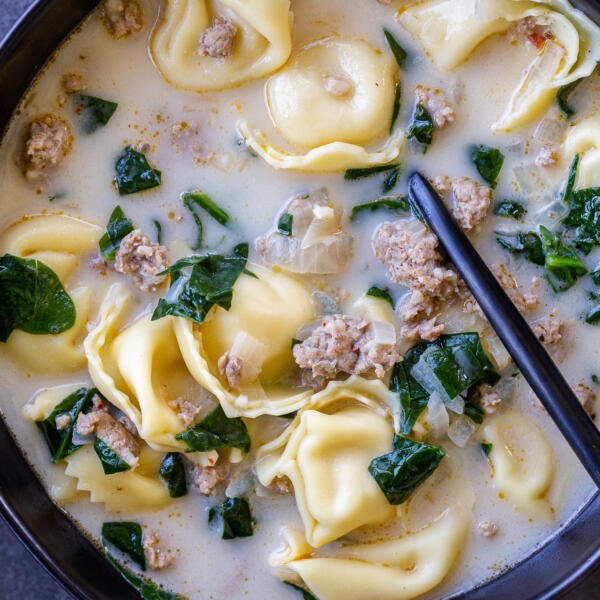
[{"x1": 0, "y1": 1, "x2": 599, "y2": 598}]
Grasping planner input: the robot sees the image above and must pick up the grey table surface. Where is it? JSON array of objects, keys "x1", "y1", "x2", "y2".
[{"x1": 0, "y1": 1, "x2": 599, "y2": 599}]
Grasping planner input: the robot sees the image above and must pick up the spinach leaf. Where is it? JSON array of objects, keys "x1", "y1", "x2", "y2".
[
  {"x1": 539, "y1": 225, "x2": 587, "y2": 292},
  {"x1": 151, "y1": 245, "x2": 247, "y2": 324},
  {"x1": 585, "y1": 305, "x2": 600, "y2": 324},
  {"x1": 592, "y1": 374, "x2": 600, "y2": 384},
  {"x1": 291, "y1": 338, "x2": 302, "y2": 348},
  {"x1": 350, "y1": 195, "x2": 408, "y2": 221},
  {"x1": 0, "y1": 254, "x2": 76, "y2": 342},
  {"x1": 561, "y1": 154, "x2": 580, "y2": 205},
  {"x1": 284, "y1": 581, "x2": 318, "y2": 600},
  {"x1": 366, "y1": 286, "x2": 394, "y2": 308},
  {"x1": 407, "y1": 103, "x2": 433, "y2": 152},
  {"x1": 114, "y1": 146, "x2": 161, "y2": 195},
  {"x1": 592, "y1": 264, "x2": 600, "y2": 286},
  {"x1": 368, "y1": 435, "x2": 445, "y2": 505},
  {"x1": 277, "y1": 213, "x2": 294, "y2": 236},
  {"x1": 102, "y1": 521, "x2": 146, "y2": 570},
  {"x1": 344, "y1": 163, "x2": 401, "y2": 181},
  {"x1": 556, "y1": 80, "x2": 581, "y2": 119},
  {"x1": 36, "y1": 387, "x2": 96, "y2": 462},
  {"x1": 74, "y1": 94, "x2": 118, "y2": 133},
  {"x1": 463, "y1": 395, "x2": 485, "y2": 424},
  {"x1": 94, "y1": 438, "x2": 131, "y2": 474},
  {"x1": 159, "y1": 453, "x2": 188, "y2": 498},
  {"x1": 493, "y1": 200, "x2": 526, "y2": 220},
  {"x1": 496, "y1": 232, "x2": 545, "y2": 265},
  {"x1": 470, "y1": 144, "x2": 504, "y2": 188},
  {"x1": 181, "y1": 191, "x2": 230, "y2": 226},
  {"x1": 208, "y1": 497, "x2": 254, "y2": 539},
  {"x1": 391, "y1": 333, "x2": 499, "y2": 434},
  {"x1": 563, "y1": 186, "x2": 600, "y2": 254},
  {"x1": 481, "y1": 442, "x2": 493, "y2": 457},
  {"x1": 182, "y1": 195, "x2": 204, "y2": 250},
  {"x1": 103, "y1": 547, "x2": 183, "y2": 600},
  {"x1": 153, "y1": 219, "x2": 162, "y2": 244},
  {"x1": 383, "y1": 28, "x2": 407, "y2": 67},
  {"x1": 382, "y1": 167, "x2": 400, "y2": 193},
  {"x1": 175, "y1": 404, "x2": 250, "y2": 453},
  {"x1": 390, "y1": 82, "x2": 402, "y2": 133},
  {"x1": 99, "y1": 206, "x2": 134, "y2": 261}
]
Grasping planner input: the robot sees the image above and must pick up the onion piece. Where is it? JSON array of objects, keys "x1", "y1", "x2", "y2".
[
  {"x1": 426, "y1": 392, "x2": 450, "y2": 438},
  {"x1": 369, "y1": 320, "x2": 397, "y2": 345},
  {"x1": 445, "y1": 395, "x2": 465, "y2": 415},
  {"x1": 312, "y1": 291, "x2": 340, "y2": 315},
  {"x1": 295, "y1": 318, "x2": 323, "y2": 342},
  {"x1": 225, "y1": 467, "x2": 255, "y2": 498},
  {"x1": 229, "y1": 332, "x2": 268, "y2": 384},
  {"x1": 447, "y1": 415, "x2": 477, "y2": 447}
]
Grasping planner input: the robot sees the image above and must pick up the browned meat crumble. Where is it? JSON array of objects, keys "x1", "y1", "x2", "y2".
[
  {"x1": 114, "y1": 229, "x2": 169, "y2": 292},
  {"x1": 101, "y1": 0, "x2": 143, "y2": 39},
  {"x1": 199, "y1": 16, "x2": 237, "y2": 58},
  {"x1": 61, "y1": 72, "x2": 87, "y2": 94},
  {"x1": 415, "y1": 85, "x2": 455, "y2": 128},
  {"x1": 143, "y1": 530, "x2": 174, "y2": 570},
  {"x1": 24, "y1": 115, "x2": 72, "y2": 179}
]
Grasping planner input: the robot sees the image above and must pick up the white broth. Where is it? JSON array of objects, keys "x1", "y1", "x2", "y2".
[{"x1": 0, "y1": 1, "x2": 599, "y2": 598}]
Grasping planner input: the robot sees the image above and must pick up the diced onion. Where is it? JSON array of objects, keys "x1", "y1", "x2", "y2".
[
  {"x1": 225, "y1": 467, "x2": 255, "y2": 498},
  {"x1": 229, "y1": 332, "x2": 268, "y2": 384},
  {"x1": 533, "y1": 118, "x2": 564, "y2": 145},
  {"x1": 411, "y1": 351, "x2": 452, "y2": 404},
  {"x1": 369, "y1": 320, "x2": 397, "y2": 345},
  {"x1": 311, "y1": 291, "x2": 340, "y2": 316},
  {"x1": 445, "y1": 395, "x2": 465, "y2": 415},
  {"x1": 481, "y1": 331, "x2": 512, "y2": 371},
  {"x1": 426, "y1": 392, "x2": 450, "y2": 438},
  {"x1": 295, "y1": 318, "x2": 323, "y2": 341},
  {"x1": 71, "y1": 429, "x2": 94, "y2": 447},
  {"x1": 447, "y1": 415, "x2": 477, "y2": 447}
]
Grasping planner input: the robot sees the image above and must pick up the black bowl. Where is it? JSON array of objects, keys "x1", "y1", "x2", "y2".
[{"x1": 0, "y1": 2, "x2": 599, "y2": 599}]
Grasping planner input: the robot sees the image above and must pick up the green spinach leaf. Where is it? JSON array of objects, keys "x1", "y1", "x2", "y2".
[
  {"x1": 382, "y1": 167, "x2": 400, "y2": 192},
  {"x1": 350, "y1": 195, "x2": 408, "y2": 221},
  {"x1": 277, "y1": 213, "x2": 294, "y2": 236},
  {"x1": 368, "y1": 435, "x2": 445, "y2": 505},
  {"x1": 94, "y1": 438, "x2": 131, "y2": 474},
  {"x1": 496, "y1": 232, "x2": 545, "y2": 265},
  {"x1": 539, "y1": 225, "x2": 587, "y2": 292},
  {"x1": 181, "y1": 191, "x2": 229, "y2": 226},
  {"x1": 159, "y1": 453, "x2": 188, "y2": 498},
  {"x1": 585, "y1": 305, "x2": 600, "y2": 324},
  {"x1": 561, "y1": 154, "x2": 580, "y2": 205},
  {"x1": 36, "y1": 387, "x2": 96, "y2": 462},
  {"x1": 175, "y1": 404, "x2": 250, "y2": 453},
  {"x1": 563, "y1": 186, "x2": 600, "y2": 254},
  {"x1": 383, "y1": 28, "x2": 407, "y2": 67},
  {"x1": 0, "y1": 254, "x2": 76, "y2": 342},
  {"x1": 151, "y1": 245, "x2": 247, "y2": 324},
  {"x1": 284, "y1": 581, "x2": 318, "y2": 600},
  {"x1": 366, "y1": 286, "x2": 394, "y2": 308},
  {"x1": 493, "y1": 200, "x2": 526, "y2": 220},
  {"x1": 102, "y1": 521, "x2": 146, "y2": 570},
  {"x1": 344, "y1": 163, "x2": 401, "y2": 181},
  {"x1": 556, "y1": 80, "x2": 581, "y2": 119},
  {"x1": 407, "y1": 103, "x2": 433, "y2": 152},
  {"x1": 481, "y1": 442, "x2": 493, "y2": 457},
  {"x1": 208, "y1": 497, "x2": 254, "y2": 539},
  {"x1": 114, "y1": 146, "x2": 161, "y2": 195},
  {"x1": 390, "y1": 82, "x2": 402, "y2": 133},
  {"x1": 75, "y1": 94, "x2": 118, "y2": 133},
  {"x1": 99, "y1": 206, "x2": 134, "y2": 261},
  {"x1": 470, "y1": 144, "x2": 504, "y2": 188},
  {"x1": 182, "y1": 195, "x2": 204, "y2": 250},
  {"x1": 153, "y1": 219, "x2": 162, "y2": 244}
]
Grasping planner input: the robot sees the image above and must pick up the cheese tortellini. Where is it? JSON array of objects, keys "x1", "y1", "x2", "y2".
[
  {"x1": 150, "y1": 0, "x2": 292, "y2": 92},
  {"x1": 84, "y1": 284, "x2": 200, "y2": 452},
  {"x1": 273, "y1": 509, "x2": 470, "y2": 600},
  {"x1": 257, "y1": 377, "x2": 397, "y2": 547},
  {"x1": 0, "y1": 214, "x2": 102, "y2": 372},
  {"x1": 484, "y1": 412, "x2": 556, "y2": 520},
  {"x1": 238, "y1": 37, "x2": 403, "y2": 171},
  {"x1": 564, "y1": 115, "x2": 600, "y2": 187},
  {"x1": 176, "y1": 264, "x2": 316, "y2": 417},
  {"x1": 400, "y1": 0, "x2": 600, "y2": 131}
]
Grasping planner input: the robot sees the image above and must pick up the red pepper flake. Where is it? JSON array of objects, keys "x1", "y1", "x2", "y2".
[{"x1": 527, "y1": 31, "x2": 548, "y2": 49}]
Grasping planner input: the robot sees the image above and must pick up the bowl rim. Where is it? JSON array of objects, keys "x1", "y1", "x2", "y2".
[{"x1": 0, "y1": 1, "x2": 599, "y2": 599}]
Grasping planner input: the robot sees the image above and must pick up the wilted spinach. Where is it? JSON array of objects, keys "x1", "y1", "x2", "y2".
[
  {"x1": 563, "y1": 186, "x2": 600, "y2": 254},
  {"x1": 74, "y1": 94, "x2": 118, "y2": 133},
  {"x1": 538, "y1": 225, "x2": 587, "y2": 292},
  {"x1": 94, "y1": 438, "x2": 131, "y2": 475},
  {"x1": 114, "y1": 146, "x2": 161, "y2": 195},
  {"x1": 470, "y1": 144, "x2": 504, "y2": 188},
  {"x1": 493, "y1": 200, "x2": 527, "y2": 220},
  {"x1": 277, "y1": 213, "x2": 294, "y2": 236},
  {"x1": 350, "y1": 195, "x2": 408, "y2": 221},
  {"x1": 366, "y1": 286, "x2": 394, "y2": 308},
  {"x1": 407, "y1": 103, "x2": 433, "y2": 152},
  {"x1": 208, "y1": 497, "x2": 254, "y2": 539},
  {"x1": 99, "y1": 206, "x2": 134, "y2": 260},
  {"x1": 102, "y1": 521, "x2": 146, "y2": 570},
  {"x1": 0, "y1": 254, "x2": 76, "y2": 342},
  {"x1": 159, "y1": 453, "x2": 188, "y2": 498}
]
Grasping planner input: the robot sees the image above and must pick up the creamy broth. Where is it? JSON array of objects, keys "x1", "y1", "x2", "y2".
[{"x1": 0, "y1": 1, "x2": 599, "y2": 598}]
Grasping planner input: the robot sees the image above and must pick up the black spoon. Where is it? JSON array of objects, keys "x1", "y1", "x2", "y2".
[{"x1": 408, "y1": 171, "x2": 600, "y2": 487}]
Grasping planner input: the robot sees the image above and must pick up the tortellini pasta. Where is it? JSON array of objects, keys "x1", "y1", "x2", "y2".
[
  {"x1": 0, "y1": 214, "x2": 102, "y2": 372},
  {"x1": 273, "y1": 509, "x2": 470, "y2": 600},
  {"x1": 238, "y1": 37, "x2": 403, "y2": 171},
  {"x1": 176, "y1": 264, "x2": 316, "y2": 418},
  {"x1": 84, "y1": 284, "x2": 201, "y2": 452},
  {"x1": 256, "y1": 377, "x2": 398, "y2": 547},
  {"x1": 484, "y1": 412, "x2": 556, "y2": 520},
  {"x1": 150, "y1": 0, "x2": 292, "y2": 92},
  {"x1": 400, "y1": 0, "x2": 600, "y2": 131},
  {"x1": 64, "y1": 444, "x2": 171, "y2": 512},
  {"x1": 564, "y1": 115, "x2": 600, "y2": 187}
]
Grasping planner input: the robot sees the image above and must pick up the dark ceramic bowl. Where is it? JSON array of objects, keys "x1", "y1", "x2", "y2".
[{"x1": 0, "y1": 1, "x2": 599, "y2": 598}]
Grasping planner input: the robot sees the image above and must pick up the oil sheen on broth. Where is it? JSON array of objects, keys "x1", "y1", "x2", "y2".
[{"x1": 0, "y1": 1, "x2": 599, "y2": 599}]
